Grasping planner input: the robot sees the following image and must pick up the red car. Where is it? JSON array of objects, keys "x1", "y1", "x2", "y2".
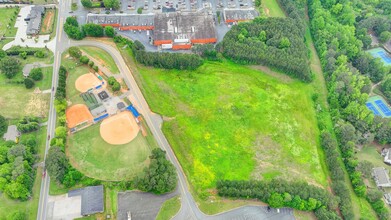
[{"x1": 42, "y1": 170, "x2": 46, "y2": 178}]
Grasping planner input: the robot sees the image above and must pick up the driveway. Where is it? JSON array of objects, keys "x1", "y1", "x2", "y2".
[
  {"x1": 2, "y1": 5, "x2": 56, "y2": 52},
  {"x1": 46, "y1": 194, "x2": 83, "y2": 220}
]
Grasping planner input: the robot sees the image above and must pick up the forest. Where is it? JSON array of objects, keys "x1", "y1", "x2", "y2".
[
  {"x1": 308, "y1": 0, "x2": 391, "y2": 218},
  {"x1": 218, "y1": 16, "x2": 312, "y2": 82},
  {"x1": 0, "y1": 135, "x2": 38, "y2": 201}
]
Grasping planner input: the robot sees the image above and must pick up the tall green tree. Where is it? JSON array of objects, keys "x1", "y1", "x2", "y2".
[
  {"x1": 0, "y1": 57, "x2": 20, "y2": 79},
  {"x1": 103, "y1": 0, "x2": 120, "y2": 10},
  {"x1": 45, "y1": 147, "x2": 67, "y2": 183}
]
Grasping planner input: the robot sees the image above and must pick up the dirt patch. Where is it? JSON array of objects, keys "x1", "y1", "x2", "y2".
[
  {"x1": 75, "y1": 73, "x2": 103, "y2": 93},
  {"x1": 100, "y1": 111, "x2": 140, "y2": 145},
  {"x1": 250, "y1": 65, "x2": 294, "y2": 83},
  {"x1": 41, "y1": 10, "x2": 54, "y2": 33},
  {"x1": 25, "y1": 94, "x2": 48, "y2": 117},
  {"x1": 66, "y1": 104, "x2": 94, "y2": 128},
  {"x1": 264, "y1": 7, "x2": 270, "y2": 16}
]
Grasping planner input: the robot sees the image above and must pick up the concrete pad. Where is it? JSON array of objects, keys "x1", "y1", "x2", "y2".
[{"x1": 47, "y1": 194, "x2": 83, "y2": 220}]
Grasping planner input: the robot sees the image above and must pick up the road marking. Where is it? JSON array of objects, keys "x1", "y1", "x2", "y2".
[{"x1": 58, "y1": 17, "x2": 63, "y2": 43}]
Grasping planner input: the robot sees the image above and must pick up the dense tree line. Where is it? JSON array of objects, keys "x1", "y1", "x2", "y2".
[
  {"x1": 134, "y1": 148, "x2": 177, "y2": 194},
  {"x1": 217, "y1": 179, "x2": 340, "y2": 219},
  {"x1": 0, "y1": 114, "x2": 6, "y2": 137},
  {"x1": 0, "y1": 135, "x2": 39, "y2": 201},
  {"x1": 17, "y1": 117, "x2": 39, "y2": 133},
  {"x1": 191, "y1": 44, "x2": 221, "y2": 61},
  {"x1": 218, "y1": 17, "x2": 312, "y2": 82},
  {"x1": 64, "y1": 17, "x2": 117, "y2": 40},
  {"x1": 132, "y1": 40, "x2": 203, "y2": 70},
  {"x1": 55, "y1": 66, "x2": 67, "y2": 100},
  {"x1": 308, "y1": 0, "x2": 390, "y2": 218}
]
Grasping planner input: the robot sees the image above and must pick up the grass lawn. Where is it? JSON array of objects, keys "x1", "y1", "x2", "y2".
[
  {"x1": 0, "y1": 128, "x2": 47, "y2": 219},
  {"x1": 80, "y1": 46, "x2": 120, "y2": 74},
  {"x1": 156, "y1": 196, "x2": 181, "y2": 220},
  {"x1": 135, "y1": 60, "x2": 327, "y2": 190},
  {"x1": 35, "y1": 66, "x2": 53, "y2": 90},
  {"x1": 262, "y1": 0, "x2": 285, "y2": 17},
  {"x1": 0, "y1": 7, "x2": 19, "y2": 49},
  {"x1": 67, "y1": 124, "x2": 153, "y2": 181},
  {"x1": 0, "y1": 52, "x2": 53, "y2": 119}
]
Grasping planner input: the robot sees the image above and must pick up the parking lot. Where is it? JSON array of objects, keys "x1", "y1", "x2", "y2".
[
  {"x1": 120, "y1": 0, "x2": 254, "y2": 13},
  {"x1": 117, "y1": 190, "x2": 178, "y2": 220}
]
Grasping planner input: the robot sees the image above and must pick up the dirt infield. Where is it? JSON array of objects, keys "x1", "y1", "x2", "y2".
[
  {"x1": 75, "y1": 73, "x2": 103, "y2": 93},
  {"x1": 100, "y1": 111, "x2": 140, "y2": 145},
  {"x1": 66, "y1": 104, "x2": 94, "y2": 128}
]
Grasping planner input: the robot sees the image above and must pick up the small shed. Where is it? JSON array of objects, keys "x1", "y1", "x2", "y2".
[
  {"x1": 372, "y1": 167, "x2": 391, "y2": 188},
  {"x1": 3, "y1": 125, "x2": 21, "y2": 142},
  {"x1": 382, "y1": 148, "x2": 391, "y2": 165},
  {"x1": 68, "y1": 185, "x2": 104, "y2": 216}
]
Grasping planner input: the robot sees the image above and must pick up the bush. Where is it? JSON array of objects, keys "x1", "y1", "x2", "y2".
[
  {"x1": 107, "y1": 76, "x2": 116, "y2": 85},
  {"x1": 379, "y1": 31, "x2": 391, "y2": 43},
  {"x1": 137, "y1": 7, "x2": 142, "y2": 14},
  {"x1": 83, "y1": 23, "x2": 104, "y2": 37},
  {"x1": 29, "y1": 68, "x2": 43, "y2": 81},
  {"x1": 34, "y1": 50, "x2": 46, "y2": 58},
  {"x1": 19, "y1": 51, "x2": 27, "y2": 60},
  {"x1": 88, "y1": 60, "x2": 94, "y2": 67},
  {"x1": 68, "y1": 46, "x2": 82, "y2": 58},
  {"x1": 79, "y1": 55, "x2": 90, "y2": 64},
  {"x1": 24, "y1": 78, "x2": 35, "y2": 89},
  {"x1": 81, "y1": 0, "x2": 92, "y2": 7},
  {"x1": 105, "y1": 26, "x2": 115, "y2": 37},
  {"x1": 92, "y1": 65, "x2": 99, "y2": 72},
  {"x1": 112, "y1": 81, "x2": 121, "y2": 91}
]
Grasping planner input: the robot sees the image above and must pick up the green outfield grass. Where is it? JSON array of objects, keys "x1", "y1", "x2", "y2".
[
  {"x1": 62, "y1": 54, "x2": 90, "y2": 105},
  {"x1": 134, "y1": 60, "x2": 327, "y2": 191},
  {"x1": 156, "y1": 196, "x2": 181, "y2": 220},
  {"x1": 80, "y1": 46, "x2": 120, "y2": 74},
  {"x1": 67, "y1": 124, "x2": 153, "y2": 181}
]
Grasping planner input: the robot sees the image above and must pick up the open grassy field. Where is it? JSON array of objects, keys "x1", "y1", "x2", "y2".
[
  {"x1": 67, "y1": 124, "x2": 152, "y2": 180},
  {"x1": 80, "y1": 46, "x2": 120, "y2": 74},
  {"x1": 156, "y1": 196, "x2": 181, "y2": 220},
  {"x1": 262, "y1": 0, "x2": 285, "y2": 17},
  {"x1": 0, "y1": 7, "x2": 19, "y2": 49},
  {"x1": 0, "y1": 128, "x2": 47, "y2": 219},
  {"x1": 135, "y1": 60, "x2": 327, "y2": 191}
]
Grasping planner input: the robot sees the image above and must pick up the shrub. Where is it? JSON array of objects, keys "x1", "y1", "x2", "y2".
[
  {"x1": 29, "y1": 68, "x2": 43, "y2": 81},
  {"x1": 105, "y1": 26, "x2": 115, "y2": 37},
  {"x1": 68, "y1": 46, "x2": 82, "y2": 58},
  {"x1": 88, "y1": 60, "x2": 94, "y2": 67},
  {"x1": 112, "y1": 81, "x2": 121, "y2": 91},
  {"x1": 79, "y1": 55, "x2": 90, "y2": 64},
  {"x1": 24, "y1": 78, "x2": 35, "y2": 89},
  {"x1": 92, "y1": 65, "x2": 99, "y2": 72},
  {"x1": 34, "y1": 50, "x2": 46, "y2": 58},
  {"x1": 0, "y1": 114, "x2": 7, "y2": 137},
  {"x1": 19, "y1": 51, "x2": 27, "y2": 60}
]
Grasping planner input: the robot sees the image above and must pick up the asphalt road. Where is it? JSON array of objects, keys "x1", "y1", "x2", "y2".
[
  {"x1": 36, "y1": 0, "x2": 70, "y2": 219},
  {"x1": 36, "y1": 1, "x2": 295, "y2": 219}
]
